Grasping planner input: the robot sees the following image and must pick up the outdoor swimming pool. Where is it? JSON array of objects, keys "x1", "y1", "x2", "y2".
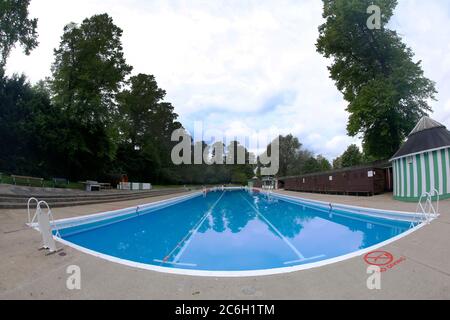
[{"x1": 52, "y1": 189, "x2": 420, "y2": 276}]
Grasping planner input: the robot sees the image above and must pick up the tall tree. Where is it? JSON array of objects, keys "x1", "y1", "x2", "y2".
[
  {"x1": 261, "y1": 134, "x2": 323, "y2": 177},
  {"x1": 50, "y1": 14, "x2": 132, "y2": 179},
  {"x1": 302, "y1": 157, "x2": 321, "y2": 174},
  {"x1": 116, "y1": 73, "x2": 182, "y2": 182},
  {"x1": 0, "y1": 74, "x2": 63, "y2": 177},
  {"x1": 52, "y1": 14, "x2": 132, "y2": 124},
  {"x1": 226, "y1": 140, "x2": 255, "y2": 184},
  {"x1": 0, "y1": 0, "x2": 38, "y2": 72},
  {"x1": 316, "y1": 155, "x2": 332, "y2": 172},
  {"x1": 277, "y1": 134, "x2": 302, "y2": 177},
  {"x1": 332, "y1": 156, "x2": 342, "y2": 170},
  {"x1": 338, "y1": 144, "x2": 363, "y2": 168},
  {"x1": 118, "y1": 76, "x2": 180, "y2": 145},
  {"x1": 316, "y1": 0, "x2": 436, "y2": 159}
]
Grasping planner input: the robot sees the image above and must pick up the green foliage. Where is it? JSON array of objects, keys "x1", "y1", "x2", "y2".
[
  {"x1": 316, "y1": 155, "x2": 332, "y2": 171},
  {"x1": 50, "y1": 14, "x2": 132, "y2": 179},
  {"x1": 0, "y1": 74, "x2": 61, "y2": 176},
  {"x1": 0, "y1": 0, "x2": 38, "y2": 70},
  {"x1": 51, "y1": 14, "x2": 132, "y2": 123},
  {"x1": 334, "y1": 144, "x2": 383, "y2": 170},
  {"x1": 338, "y1": 144, "x2": 363, "y2": 168},
  {"x1": 272, "y1": 134, "x2": 315, "y2": 177},
  {"x1": 2, "y1": 10, "x2": 345, "y2": 186},
  {"x1": 278, "y1": 134, "x2": 301, "y2": 177},
  {"x1": 262, "y1": 135, "x2": 332, "y2": 177},
  {"x1": 231, "y1": 171, "x2": 249, "y2": 185},
  {"x1": 114, "y1": 73, "x2": 182, "y2": 182},
  {"x1": 172, "y1": 140, "x2": 256, "y2": 186},
  {"x1": 302, "y1": 155, "x2": 332, "y2": 174},
  {"x1": 316, "y1": 0, "x2": 436, "y2": 159},
  {"x1": 332, "y1": 156, "x2": 342, "y2": 170}
]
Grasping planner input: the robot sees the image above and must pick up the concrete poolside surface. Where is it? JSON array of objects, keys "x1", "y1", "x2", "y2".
[{"x1": 0, "y1": 190, "x2": 449, "y2": 299}]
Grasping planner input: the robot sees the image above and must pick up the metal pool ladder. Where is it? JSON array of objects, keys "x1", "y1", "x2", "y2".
[
  {"x1": 27, "y1": 198, "x2": 61, "y2": 254},
  {"x1": 414, "y1": 188, "x2": 439, "y2": 226}
]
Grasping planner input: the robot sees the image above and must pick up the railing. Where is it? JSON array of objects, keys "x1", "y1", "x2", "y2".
[
  {"x1": 415, "y1": 189, "x2": 439, "y2": 226},
  {"x1": 27, "y1": 197, "x2": 39, "y2": 225},
  {"x1": 37, "y1": 200, "x2": 61, "y2": 237},
  {"x1": 27, "y1": 198, "x2": 61, "y2": 253},
  {"x1": 432, "y1": 188, "x2": 440, "y2": 216},
  {"x1": 261, "y1": 187, "x2": 278, "y2": 203}
]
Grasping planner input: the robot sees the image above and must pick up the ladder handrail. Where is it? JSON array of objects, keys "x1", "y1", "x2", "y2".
[
  {"x1": 415, "y1": 193, "x2": 428, "y2": 226},
  {"x1": 37, "y1": 200, "x2": 61, "y2": 238},
  {"x1": 27, "y1": 197, "x2": 39, "y2": 225},
  {"x1": 415, "y1": 189, "x2": 439, "y2": 226},
  {"x1": 430, "y1": 188, "x2": 440, "y2": 215}
]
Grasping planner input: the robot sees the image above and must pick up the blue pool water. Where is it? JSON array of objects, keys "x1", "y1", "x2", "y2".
[{"x1": 57, "y1": 190, "x2": 414, "y2": 273}]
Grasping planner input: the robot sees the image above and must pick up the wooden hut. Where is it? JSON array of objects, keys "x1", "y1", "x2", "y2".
[{"x1": 279, "y1": 161, "x2": 391, "y2": 196}]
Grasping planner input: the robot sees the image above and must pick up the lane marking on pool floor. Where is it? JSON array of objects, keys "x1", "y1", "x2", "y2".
[
  {"x1": 153, "y1": 260, "x2": 197, "y2": 267},
  {"x1": 172, "y1": 191, "x2": 226, "y2": 263},
  {"x1": 155, "y1": 191, "x2": 226, "y2": 266},
  {"x1": 283, "y1": 256, "x2": 325, "y2": 265},
  {"x1": 239, "y1": 194, "x2": 325, "y2": 264}
]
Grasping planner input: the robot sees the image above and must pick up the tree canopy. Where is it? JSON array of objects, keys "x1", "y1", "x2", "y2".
[
  {"x1": 0, "y1": 0, "x2": 38, "y2": 72},
  {"x1": 316, "y1": 0, "x2": 436, "y2": 159},
  {"x1": 51, "y1": 14, "x2": 132, "y2": 124},
  {"x1": 262, "y1": 134, "x2": 332, "y2": 177},
  {"x1": 333, "y1": 144, "x2": 363, "y2": 169},
  {"x1": 0, "y1": 12, "x2": 261, "y2": 184},
  {"x1": 50, "y1": 14, "x2": 132, "y2": 179},
  {"x1": 115, "y1": 73, "x2": 182, "y2": 182},
  {"x1": 3, "y1": 6, "x2": 410, "y2": 186}
]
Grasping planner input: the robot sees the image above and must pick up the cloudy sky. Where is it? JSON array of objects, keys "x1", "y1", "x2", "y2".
[{"x1": 5, "y1": 0, "x2": 450, "y2": 159}]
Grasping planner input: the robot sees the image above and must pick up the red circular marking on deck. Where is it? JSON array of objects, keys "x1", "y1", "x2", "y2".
[{"x1": 364, "y1": 251, "x2": 394, "y2": 266}]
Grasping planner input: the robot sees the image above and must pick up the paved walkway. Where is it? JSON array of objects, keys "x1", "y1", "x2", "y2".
[{"x1": 0, "y1": 190, "x2": 449, "y2": 299}]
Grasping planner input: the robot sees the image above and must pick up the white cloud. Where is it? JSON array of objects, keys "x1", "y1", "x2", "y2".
[
  {"x1": 5, "y1": 0, "x2": 450, "y2": 161},
  {"x1": 391, "y1": 0, "x2": 450, "y2": 126}
]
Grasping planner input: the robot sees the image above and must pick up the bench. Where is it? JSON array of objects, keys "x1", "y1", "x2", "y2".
[
  {"x1": 53, "y1": 178, "x2": 69, "y2": 187},
  {"x1": 82, "y1": 181, "x2": 101, "y2": 192},
  {"x1": 99, "y1": 182, "x2": 112, "y2": 190},
  {"x1": 11, "y1": 175, "x2": 44, "y2": 187}
]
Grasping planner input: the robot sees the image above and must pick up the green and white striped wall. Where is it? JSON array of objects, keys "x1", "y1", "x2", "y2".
[{"x1": 392, "y1": 147, "x2": 450, "y2": 202}]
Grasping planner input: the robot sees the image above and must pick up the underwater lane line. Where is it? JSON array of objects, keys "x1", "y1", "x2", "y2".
[
  {"x1": 155, "y1": 191, "x2": 226, "y2": 266},
  {"x1": 239, "y1": 193, "x2": 325, "y2": 264},
  {"x1": 152, "y1": 260, "x2": 197, "y2": 267}
]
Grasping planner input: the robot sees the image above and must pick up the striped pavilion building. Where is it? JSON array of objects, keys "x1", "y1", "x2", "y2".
[{"x1": 391, "y1": 116, "x2": 450, "y2": 202}]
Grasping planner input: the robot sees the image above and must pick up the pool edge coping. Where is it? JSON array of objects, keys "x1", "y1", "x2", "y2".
[
  {"x1": 29, "y1": 188, "x2": 434, "y2": 278},
  {"x1": 51, "y1": 221, "x2": 427, "y2": 277}
]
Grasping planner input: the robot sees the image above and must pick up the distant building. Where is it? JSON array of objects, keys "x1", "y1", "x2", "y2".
[
  {"x1": 248, "y1": 176, "x2": 277, "y2": 189},
  {"x1": 248, "y1": 177, "x2": 260, "y2": 189},
  {"x1": 278, "y1": 161, "x2": 392, "y2": 196},
  {"x1": 261, "y1": 176, "x2": 277, "y2": 190},
  {"x1": 390, "y1": 116, "x2": 450, "y2": 202}
]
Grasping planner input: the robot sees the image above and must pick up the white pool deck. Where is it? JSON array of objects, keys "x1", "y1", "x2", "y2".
[{"x1": 0, "y1": 190, "x2": 449, "y2": 299}]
